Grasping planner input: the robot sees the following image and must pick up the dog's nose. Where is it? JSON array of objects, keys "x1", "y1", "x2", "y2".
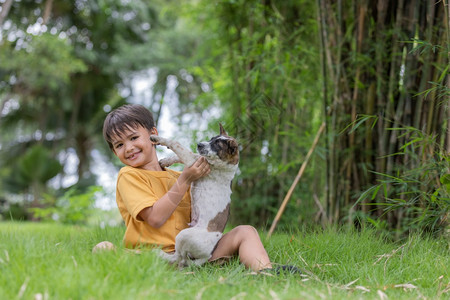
[{"x1": 197, "y1": 143, "x2": 204, "y2": 150}]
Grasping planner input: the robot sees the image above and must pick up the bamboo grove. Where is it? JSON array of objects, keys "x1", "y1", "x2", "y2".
[{"x1": 317, "y1": 0, "x2": 449, "y2": 235}]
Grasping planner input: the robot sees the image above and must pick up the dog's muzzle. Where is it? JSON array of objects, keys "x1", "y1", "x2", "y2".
[{"x1": 197, "y1": 142, "x2": 208, "y2": 155}]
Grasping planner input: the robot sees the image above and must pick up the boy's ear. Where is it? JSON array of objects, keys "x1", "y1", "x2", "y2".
[{"x1": 150, "y1": 127, "x2": 159, "y2": 145}]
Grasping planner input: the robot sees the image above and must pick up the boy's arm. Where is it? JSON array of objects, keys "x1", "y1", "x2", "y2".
[{"x1": 138, "y1": 156, "x2": 210, "y2": 228}]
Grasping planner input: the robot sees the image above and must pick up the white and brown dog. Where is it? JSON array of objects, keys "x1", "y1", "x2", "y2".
[{"x1": 150, "y1": 124, "x2": 239, "y2": 267}]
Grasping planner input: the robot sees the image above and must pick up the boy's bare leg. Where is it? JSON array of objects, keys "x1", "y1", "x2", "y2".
[{"x1": 209, "y1": 225, "x2": 272, "y2": 271}]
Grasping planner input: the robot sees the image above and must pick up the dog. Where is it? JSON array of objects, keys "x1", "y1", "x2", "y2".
[{"x1": 150, "y1": 124, "x2": 239, "y2": 267}]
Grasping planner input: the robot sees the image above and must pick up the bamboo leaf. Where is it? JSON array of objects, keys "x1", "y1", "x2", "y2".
[
  {"x1": 380, "y1": 152, "x2": 406, "y2": 159},
  {"x1": 439, "y1": 174, "x2": 450, "y2": 185},
  {"x1": 370, "y1": 171, "x2": 404, "y2": 183},
  {"x1": 339, "y1": 114, "x2": 378, "y2": 135},
  {"x1": 371, "y1": 185, "x2": 381, "y2": 200},
  {"x1": 437, "y1": 65, "x2": 449, "y2": 82},
  {"x1": 430, "y1": 189, "x2": 440, "y2": 203},
  {"x1": 400, "y1": 138, "x2": 424, "y2": 150},
  {"x1": 439, "y1": 174, "x2": 450, "y2": 193},
  {"x1": 348, "y1": 117, "x2": 372, "y2": 134},
  {"x1": 353, "y1": 185, "x2": 382, "y2": 210}
]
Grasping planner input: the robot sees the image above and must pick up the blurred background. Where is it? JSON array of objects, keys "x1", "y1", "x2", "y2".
[{"x1": 0, "y1": 0, "x2": 448, "y2": 239}]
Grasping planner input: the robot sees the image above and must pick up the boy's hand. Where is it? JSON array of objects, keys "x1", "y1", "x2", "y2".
[{"x1": 180, "y1": 157, "x2": 210, "y2": 185}]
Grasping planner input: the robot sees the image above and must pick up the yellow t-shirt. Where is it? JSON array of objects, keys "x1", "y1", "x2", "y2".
[{"x1": 116, "y1": 166, "x2": 191, "y2": 252}]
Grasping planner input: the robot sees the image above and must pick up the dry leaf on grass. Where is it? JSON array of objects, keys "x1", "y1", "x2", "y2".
[
  {"x1": 355, "y1": 285, "x2": 370, "y2": 292},
  {"x1": 394, "y1": 283, "x2": 417, "y2": 290},
  {"x1": 440, "y1": 282, "x2": 450, "y2": 294},
  {"x1": 377, "y1": 289, "x2": 388, "y2": 300},
  {"x1": 195, "y1": 286, "x2": 207, "y2": 300},
  {"x1": 34, "y1": 293, "x2": 49, "y2": 300},
  {"x1": 183, "y1": 272, "x2": 195, "y2": 275},
  {"x1": 17, "y1": 277, "x2": 30, "y2": 299},
  {"x1": 269, "y1": 289, "x2": 280, "y2": 300},
  {"x1": 230, "y1": 292, "x2": 247, "y2": 300},
  {"x1": 344, "y1": 278, "x2": 359, "y2": 288}
]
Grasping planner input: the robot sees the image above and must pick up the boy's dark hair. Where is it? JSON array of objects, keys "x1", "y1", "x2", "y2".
[{"x1": 103, "y1": 104, "x2": 156, "y2": 151}]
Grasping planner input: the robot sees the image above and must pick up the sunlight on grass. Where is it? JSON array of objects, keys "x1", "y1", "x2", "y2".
[{"x1": 0, "y1": 222, "x2": 448, "y2": 299}]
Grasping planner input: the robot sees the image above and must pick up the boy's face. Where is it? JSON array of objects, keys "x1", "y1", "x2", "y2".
[{"x1": 110, "y1": 125, "x2": 158, "y2": 170}]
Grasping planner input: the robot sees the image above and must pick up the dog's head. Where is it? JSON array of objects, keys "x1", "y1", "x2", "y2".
[{"x1": 197, "y1": 124, "x2": 239, "y2": 166}]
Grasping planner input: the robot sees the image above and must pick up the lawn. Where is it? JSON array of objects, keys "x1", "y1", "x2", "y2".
[{"x1": 0, "y1": 222, "x2": 448, "y2": 299}]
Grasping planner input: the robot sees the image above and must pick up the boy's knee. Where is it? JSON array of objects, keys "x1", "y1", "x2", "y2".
[{"x1": 234, "y1": 225, "x2": 258, "y2": 239}]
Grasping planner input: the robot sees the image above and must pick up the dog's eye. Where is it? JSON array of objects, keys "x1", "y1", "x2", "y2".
[{"x1": 226, "y1": 140, "x2": 237, "y2": 153}]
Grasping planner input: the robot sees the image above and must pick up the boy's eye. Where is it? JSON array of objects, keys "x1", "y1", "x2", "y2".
[
  {"x1": 114, "y1": 143, "x2": 123, "y2": 149},
  {"x1": 131, "y1": 136, "x2": 138, "y2": 141}
]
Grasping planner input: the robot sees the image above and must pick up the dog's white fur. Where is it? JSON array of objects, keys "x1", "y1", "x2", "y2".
[{"x1": 150, "y1": 124, "x2": 239, "y2": 267}]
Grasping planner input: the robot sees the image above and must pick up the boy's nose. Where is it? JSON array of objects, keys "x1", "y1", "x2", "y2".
[{"x1": 125, "y1": 142, "x2": 134, "y2": 152}]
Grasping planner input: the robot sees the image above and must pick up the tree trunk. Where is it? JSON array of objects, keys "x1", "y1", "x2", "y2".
[
  {"x1": 42, "y1": 0, "x2": 53, "y2": 25},
  {"x1": 0, "y1": 0, "x2": 13, "y2": 27}
]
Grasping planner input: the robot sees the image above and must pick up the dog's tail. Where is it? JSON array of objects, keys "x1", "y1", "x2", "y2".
[{"x1": 155, "y1": 249, "x2": 179, "y2": 264}]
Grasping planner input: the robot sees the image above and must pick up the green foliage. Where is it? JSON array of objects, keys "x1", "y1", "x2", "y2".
[
  {"x1": 356, "y1": 126, "x2": 449, "y2": 237},
  {"x1": 54, "y1": 187, "x2": 97, "y2": 224},
  {"x1": 0, "y1": 0, "x2": 156, "y2": 210},
  {"x1": 2, "y1": 145, "x2": 62, "y2": 199},
  {"x1": 19, "y1": 145, "x2": 62, "y2": 187},
  {"x1": 31, "y1": 186, "x2": 101, "y2": 225},
  {"x1": 409, "y1": 38, "x2": 450, "y2": 103},
  {"x1": 0, "y1": 33, "x2": 87, "y2": 91},
  {"x1": 0, "y1": 203, "x2": 29, "y2": 221}
]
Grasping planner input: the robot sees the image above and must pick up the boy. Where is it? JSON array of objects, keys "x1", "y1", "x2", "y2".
[{"x1": 98, "y1": 104, "x2": 287, "y2": 272}]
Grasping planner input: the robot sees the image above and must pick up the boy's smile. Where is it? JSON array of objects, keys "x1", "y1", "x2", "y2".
[
  {"x1": 127, "y1": 151, "x2": 140, "y2": 160},
  {"x1": 111, "y1": 125, "x2": 160, "y2": 170}
]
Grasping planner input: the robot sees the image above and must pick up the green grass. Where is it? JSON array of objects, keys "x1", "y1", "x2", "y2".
[{"x1": 0, "y1": 222, "x2": 448, "y2": 299}]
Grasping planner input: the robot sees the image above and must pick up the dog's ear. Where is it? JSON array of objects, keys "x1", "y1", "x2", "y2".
[
  {"x1": 219, "y1": 123, "x2": 228, "y2": 136},
  {"x1": 227, "y1": 140, "x2": 238, "y2": 155}
]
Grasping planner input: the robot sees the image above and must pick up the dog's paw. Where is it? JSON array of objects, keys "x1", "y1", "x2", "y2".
[
  {"x1": 191, "y1": 257, "x2": 210, "y2": 266},
  {"x1": 158, "y1": 155, "x2": 181, "y2": 168},
  {"x1": 159, "y1": 158, "x2": 172, "y2": 168},
  {"x1": 149, "y1": 135, "x2": 161, "y2": 144},
  {"x1": 178, "y1": 259, "x2": 188, "y2": 269}
]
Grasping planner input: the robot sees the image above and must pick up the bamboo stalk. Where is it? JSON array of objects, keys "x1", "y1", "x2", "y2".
[
  {"x1": 414, "y1": 1, "x2": 436, "y2": 130},
  {"x1": 345, "y1": 0, "x2": 367, "y2": 208},
  {"x1": 267, "y1": 122, "x2": 326, "y2": 238},
  {"x1": 363, "y1": 83, "x2": 376, "y2": 213},
  {"x1": 376, "y1": 0, "x2": 404, "y2": 219},
  {"x1": 447, "y1": 0, "x2": 450, "y2": 154},
  {"x1": 318, "y1": 0, "x2": 339, "y2": 223},
  {"x1": 316, "y1": 0, "x2": 330, "y2": 221}
]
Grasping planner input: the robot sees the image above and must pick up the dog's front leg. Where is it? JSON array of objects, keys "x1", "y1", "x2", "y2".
[
  {"x1": 150, "y1": 135, "x2": 198, "y2": 167},
  {"x1": 159, "y1": 154, "x2": 181, "y2": 168}
]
